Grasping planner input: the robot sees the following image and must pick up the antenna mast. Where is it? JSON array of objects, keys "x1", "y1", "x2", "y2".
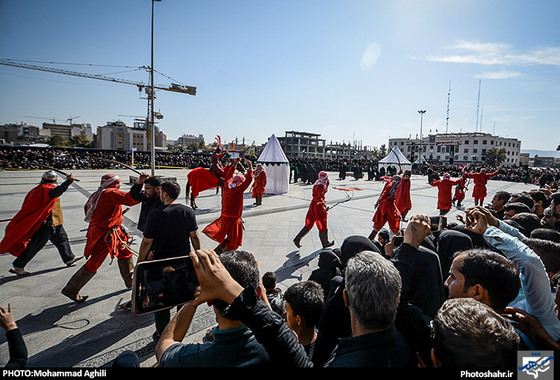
[
  {"x1": 446, "y1": 81, "x2": 451, "y2": 133},
  {"x1": 475, "y1": 79, "x2": 481, "y2": 132}
]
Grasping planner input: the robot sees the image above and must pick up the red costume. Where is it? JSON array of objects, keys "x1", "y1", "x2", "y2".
[
  {"x1": 395, "y1": 172, "x2": 412, "y2": 217},
  {"x1": 466, "y1": 169, "x2": 499, "y2": 203},
  {"x1": 251, "y1": 164, "x2": 267, "y2": 198},
  {"x1": 372, "y1": 176, "x2": 401, "y2": 234},
  {"x1": 304, "y1": 173, "x2": 329, "y2": 231},
  {"x1": 0, "y1": 183, "x2": 57, "y2": 256},
  {"x1": 82, "y1": 174, "x2": 139, "y2": 273},
  {"x1": 62, "y1": 174, "x2": 140, "y2": 303},
  {"x1": 187, "y1": 167, "x2": 221, "y2": 199},
  {"x1": 453, "y1": 175, "x2": 467, "y2": 204},
  {"x1": 203, "y1": 166, "x2": 253, "y2": 251},
  {"x1": 430, "y1": 173, "x2": 460, "y2": 212}
]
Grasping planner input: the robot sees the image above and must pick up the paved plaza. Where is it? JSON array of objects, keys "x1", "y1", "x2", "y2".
[{"x1": 0, "y1": 168, "x2": 538, "y2": 367}]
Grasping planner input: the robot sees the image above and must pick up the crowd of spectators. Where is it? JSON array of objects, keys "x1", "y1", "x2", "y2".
[
  {"x1": 1, "y1": 146, "x2": 558, "y2": 189},
  {"x1": 2, "y1": 145, "x2": 560, "y2": 372}
]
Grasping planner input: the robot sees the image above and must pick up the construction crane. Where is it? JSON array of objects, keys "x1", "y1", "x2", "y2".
[
  {"x1": 0, "y1": 59, "x2": 196, "y2": 96},
  {"x1": 67, "y1": 115, "x2": 81, "y2": 124},
  {"x1": 24, "y1": 116, "x2": 59, "y2": 123},
  {"x1": 1, "y1": 58, "x2": 196, "y2": 175}
]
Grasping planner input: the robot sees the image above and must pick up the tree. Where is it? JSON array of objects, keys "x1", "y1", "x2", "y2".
[
  {"x1": 485, "y1": 147, "x2": 506, "y2": 166},
  {"x1": 69, "y1": 135, "x2": 92, "y2": 148},
  {"x1": 48, "y1": 135, "x2": 69, "y2": 147}
]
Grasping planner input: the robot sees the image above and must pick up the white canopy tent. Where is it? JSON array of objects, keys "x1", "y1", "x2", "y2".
[
  {"x1": 378, "y1": 146, "x2": 412, "y2": 173},
  {"x1": 256, "y1": 134, "x2": 290, "y2": 194}
]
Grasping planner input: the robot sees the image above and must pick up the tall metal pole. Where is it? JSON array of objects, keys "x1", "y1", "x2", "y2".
[
  {"x1": 418, "y1": 110, "x2": 426, "y2": 163},
  {"x1": 150, "y1": 0, "x2": 157, "y2": 176}
]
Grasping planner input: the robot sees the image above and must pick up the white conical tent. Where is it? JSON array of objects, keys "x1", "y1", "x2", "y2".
[
  {"x1": 378, "y1": 146, "x2": 412, "y2": 172},
  {"x1": 256, "y1": 134, "x2": 290, "y2": 194}
]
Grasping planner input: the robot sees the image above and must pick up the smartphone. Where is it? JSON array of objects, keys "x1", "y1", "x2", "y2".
[
  {"x1": 430, "y1": 216, "x2": 447, "y2": 229},
  {"x1": 132, "y1": 255, "x2": 199, "y2": 316},
  {"x1": 393, "y1": 236, "x2": 404, "y2": 247}
]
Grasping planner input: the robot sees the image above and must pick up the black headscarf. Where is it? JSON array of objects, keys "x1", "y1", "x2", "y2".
[
  {"x1": 436, "y1": 230, "x2": 473, "y2": 278},
  {"x1": 340, "y1": 235, "x2": 380, "y2": 267}
]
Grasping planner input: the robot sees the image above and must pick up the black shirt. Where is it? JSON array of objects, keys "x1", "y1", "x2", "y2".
[{"x1": 143, "y1": 203, "x2": 198, "y2": 260}]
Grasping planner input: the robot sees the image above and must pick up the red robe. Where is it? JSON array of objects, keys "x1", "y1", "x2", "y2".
[
  {"x1": 305, "y1": 181, "x2": 329, "y2": 231},
  {"x1": 466, "y1": 170, "x2": 499, "y2": 200},
  {"x1": 453, "y1": 177, "x2": 467, "y2": 202},
  {"x1": 187, "y1": 165, "x2": 236, "y2": 199},
  {"x1": 430, "y1": 178, "x2": 461, "y2": 211},
  {"x1": 395, "y1": 177, "x2": 412, "y2": 215},
  {"x1": 0, "y1": 183, "x2": 57, "y2": 256},
  {"x1": 203, "y1": 170, "x2": 253, "y2": 251},
  {"x1": 251, "y1": 171, "x2": 267, "y2": 198},
  {"x1": 83, "y1": 188, "x2": 139, "y2": 273},
  {"x1": 372, "y1": 177, "x2": 401, "y2": 233}
]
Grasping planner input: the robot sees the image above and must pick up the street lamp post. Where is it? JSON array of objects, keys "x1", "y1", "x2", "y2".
[
  {"x1": 418, "y1": 110, "x2": 426, "y2": 163},
  {"x1": 150, "y1": 0, "x2": 161, "y2": 177}
]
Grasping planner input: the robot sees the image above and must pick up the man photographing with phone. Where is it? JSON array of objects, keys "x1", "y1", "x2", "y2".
[{"x1": 137, "y1": 180, "x2": 201, "y2": 342}]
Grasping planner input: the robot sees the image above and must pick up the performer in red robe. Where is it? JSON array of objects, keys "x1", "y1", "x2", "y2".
[
  {"x1": 61, "y1": 174, "x2": 140, "y2": 302},
  {"x1": 430, "y1": 173, "x2": 461, "y2": 215},
  {"x1": 293, "y1": 171, "x2": 335, "y2": 248},
  {"x1": 0, "y1": 170, "x2": 81, "y2": 276},
  {"x1": 203, "y1": 159, "x2": 253, "y2": 253},
  {"x1": 395, "y1": 170, "x2": 412, "y2": 222},
  {"x1": 369, "y1": 175, "x2": 402, "y2": 241},
  {"x1": 452, "y1": 172, "x2": 468, "y2": 208},
  {"x1": 251, "y1": 164, "x2": 267, "y2": 206},
  {"x1": 466, "y1": 167, "x2": 501, "y2": 206},
  {"x1": 186, "y1": 139, "x2": 232, "y2": 209}
]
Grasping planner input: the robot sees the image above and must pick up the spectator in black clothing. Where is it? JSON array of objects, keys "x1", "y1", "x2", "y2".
[
  {"x1": 325, "y1": 250, "x2": 416, "y2": 367},
  {"x1": 1, "y1": 304, "x2": 27, "y2": 368},
  {"x1": 503, "y1": 202, "x2": 532, "y2": 220},
  {"x1": 130, "y1": 173, "x2": 163, "y2": 232},
  {"x1": 530, "y1": 189, "x2": 550, "y2": 219},
  {"x1": 531, "y1": 228, "x2": 560, "y2": 243},
  {"x1": 307, "y1": 249, "x2": 341, "y2": 296},
  {"x1": 541, "y1": 207, "x2": 558, "y2": 229},
  {"x1": 262, "y1": 272, "x2": 285, "y2": 319},
  {"x1": 490, "y1": 191, "x2": 511, "y2": 220},
  {"x1": 284, "y1": 281, "x2": 324, "y2": 359},
  {"x1": 431, "y1": 298, "x2": 519, "y2": 369},
  {"x1": 312, "y1": 235, "x2": 379, "y2": 367},
  {"x1": 551, "y1": 192, "x2": 560, "y2": 231},
  {"x1": 435, "y1": 230, "x2": 473, "y2": 286},
  {"x1": 118, "y1": 174, "x2": 163, "y2": 310},
  {"x1": 511, "y1": 212, "x2": 542, "y2": 236},
  {"x1": 391, "y1": 215, "x2": 446, "y2": 320},
  {"x1": 137, "y1": 180, "x2": 201, "y2": 342}
]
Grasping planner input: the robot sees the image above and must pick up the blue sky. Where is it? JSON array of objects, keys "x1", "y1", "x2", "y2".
[{"x1": 1, "y1": 0, "x2": 559, "y2": 151}]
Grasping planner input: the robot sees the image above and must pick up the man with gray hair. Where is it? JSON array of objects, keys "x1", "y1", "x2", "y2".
[
  {"x1": 326, "y1": 250, "x2": 416, "y2": 367},
  {"x1": 0, "y1": 170, "x2": 82, "y2": 276}
]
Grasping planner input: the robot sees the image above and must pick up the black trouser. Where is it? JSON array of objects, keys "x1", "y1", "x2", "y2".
[
  {"x1": 13, "y1": 219, "x2": 75, "y2": 269},
  {"x1": 154, "y1": 306, "x2": 181, "y2": 336}
]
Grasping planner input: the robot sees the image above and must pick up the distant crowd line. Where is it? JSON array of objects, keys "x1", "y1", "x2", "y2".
[{"x1": 0, "y1": 146, "x2": 558, "y2": 189}]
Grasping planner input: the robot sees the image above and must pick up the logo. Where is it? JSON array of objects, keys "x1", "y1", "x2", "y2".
[{"x1": 517, "y1": 351, "x2": 554, "y2": 380}]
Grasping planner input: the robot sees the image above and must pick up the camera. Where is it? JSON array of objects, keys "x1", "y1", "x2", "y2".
[{"x1": 132, "y1": 255, "x2": 199, "y2": 315}]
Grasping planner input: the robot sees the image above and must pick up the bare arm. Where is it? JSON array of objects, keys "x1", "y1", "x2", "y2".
[
  {"x1": 155, "y1": 302, "x2": 198, "y2": 363},
  {"x1": 137, "y1": 237, "x2": 154, "y2": 262}
]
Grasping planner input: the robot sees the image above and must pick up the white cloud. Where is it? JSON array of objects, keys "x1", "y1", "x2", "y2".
[
  {"x1": 426, "y1": 40, "x2": 560, "y2": 67},
  {"x1": 361, "y1": 43, "x2": 381, "y2": 71},
  {"x1": 475, "y1": 70, "x2": 522, "y2": 79}
]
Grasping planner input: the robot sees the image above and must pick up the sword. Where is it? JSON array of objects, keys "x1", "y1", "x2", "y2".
[
  {"x1": 32, "y1": 163, "x2": 80, "y2": 181},
  {"x1": 327, "y1": 187, "x2": 359, "y2": 211},
  {"x1": 96, "y1": 158, "x2": 144, "y2": 175}
]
